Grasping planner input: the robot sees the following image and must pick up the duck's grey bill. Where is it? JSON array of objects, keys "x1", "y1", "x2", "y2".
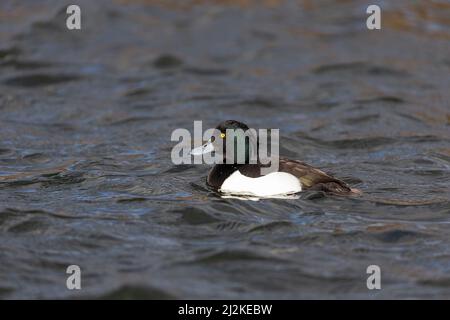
[{"x1": 190, "y1": 141, "x2": 214, "y2": 155}]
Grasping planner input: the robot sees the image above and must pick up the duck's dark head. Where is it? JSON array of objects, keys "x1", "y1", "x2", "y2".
[
  {"x1": 214, "y1": 120, "x2": 249, "y2": 132},
  {"x1": 191, "y1": 120, "x2": 257, "y2": 164}
]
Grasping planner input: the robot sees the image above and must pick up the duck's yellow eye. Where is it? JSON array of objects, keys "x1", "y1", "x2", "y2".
[{"x1": 220, "y1": 133, "x2": 226, "y2": 139}]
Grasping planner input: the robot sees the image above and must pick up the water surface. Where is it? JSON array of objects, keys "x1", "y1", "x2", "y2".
[{"x1": 1, "y1": 0, "x2": 450, "y2": 299}]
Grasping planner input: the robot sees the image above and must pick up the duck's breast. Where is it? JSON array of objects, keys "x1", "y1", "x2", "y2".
[{"x1": 220, "y1": 170, "x2": 302, "y2": 197}]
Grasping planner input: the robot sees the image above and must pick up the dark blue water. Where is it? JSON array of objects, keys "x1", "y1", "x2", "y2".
[{"x1": 1, "y1": 0, "x2": 450, "y2": 299}]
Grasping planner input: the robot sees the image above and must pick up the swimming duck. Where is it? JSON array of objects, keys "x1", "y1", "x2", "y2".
[{"x1": 191, "y1": 120, "x2": 360, "y2": 197}]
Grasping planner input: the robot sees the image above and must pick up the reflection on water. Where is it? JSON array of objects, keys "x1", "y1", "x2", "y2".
[
  {"x1": 220, "y1": 193, "x2": 302, "y2": 201},
  {"x1": 1, "y1": 0, "x2": 450, "y2": 299}
]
